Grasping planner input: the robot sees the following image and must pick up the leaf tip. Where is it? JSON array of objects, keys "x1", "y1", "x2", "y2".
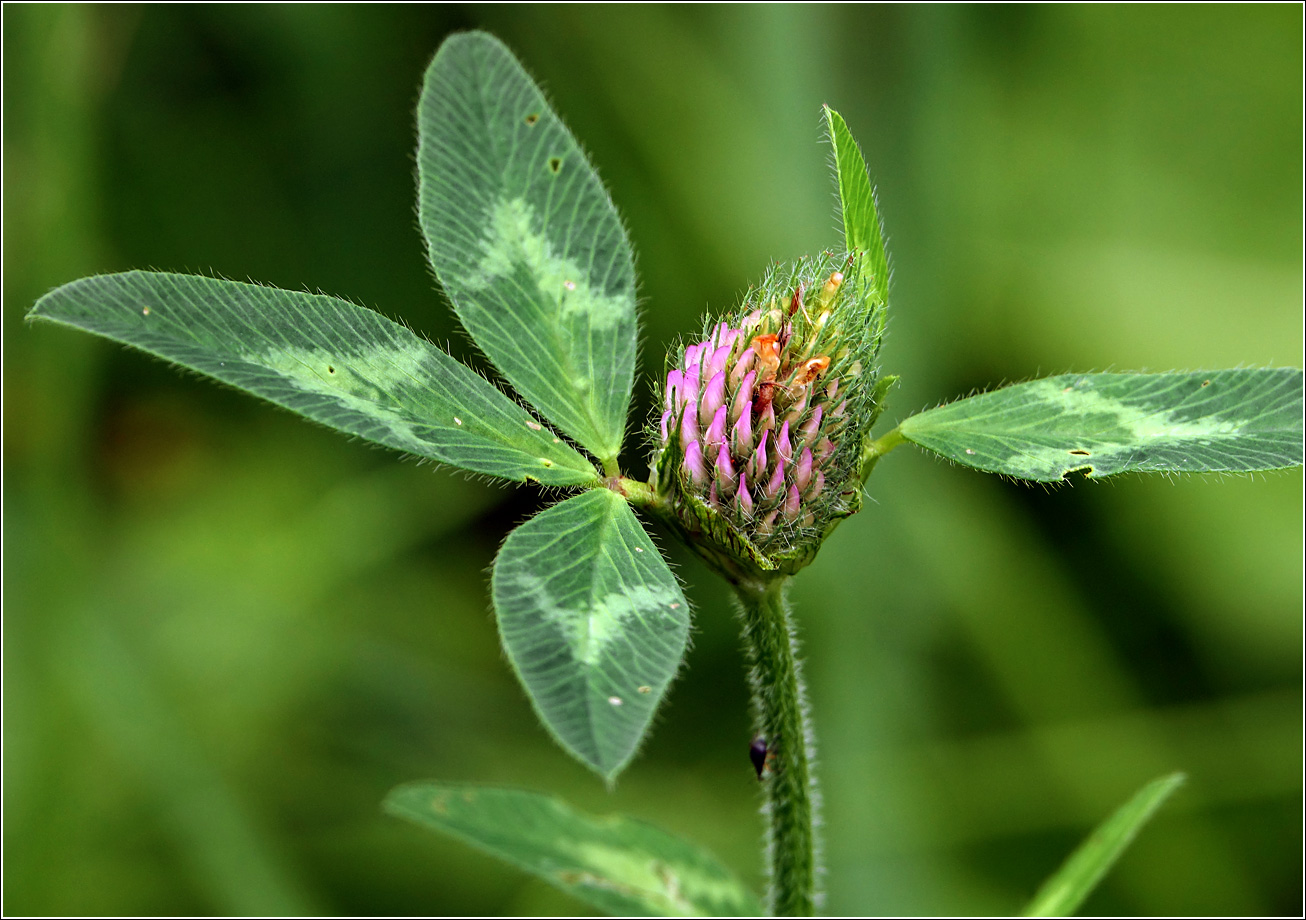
[{"x1": 380, "y1": 781, "x2": 420, "y2": 817}]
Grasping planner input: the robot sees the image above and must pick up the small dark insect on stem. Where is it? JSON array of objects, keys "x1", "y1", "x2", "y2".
[{"x1": 750, "y1": 734, "x2": 771, "y2": 780}]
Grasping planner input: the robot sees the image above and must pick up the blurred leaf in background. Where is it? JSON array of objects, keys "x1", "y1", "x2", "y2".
[{"x1": 4, "y1": 4, "x2": 1300, "y2": 916}]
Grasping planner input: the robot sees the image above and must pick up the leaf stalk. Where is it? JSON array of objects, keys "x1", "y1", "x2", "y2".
[{"x1": 861, "y1": 425, "x2": 906, "y2": 482}]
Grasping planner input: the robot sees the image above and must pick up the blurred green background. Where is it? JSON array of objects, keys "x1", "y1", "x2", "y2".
[{"x1": 4, "y1": 5, "x2": 1301, "y2": 916}]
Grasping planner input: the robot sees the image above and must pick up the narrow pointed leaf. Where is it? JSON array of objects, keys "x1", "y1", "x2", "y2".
[
  {"x1": 418, "y1": 31, "x2": 637, "y2": 463},
  {"x1": 492, "y1": 489, "x2": 689, "y2": 779},
  {"x1": 385, "y1": 782, "x2": 761, "y2": 917},
  {"x1": 899, "y1": 369, "x2": 1304, "y2": 481},
  {"x1": 28, "y1": 272, "x2": 599, "y2": 486},
  {"x1": 1023, "y1": 773, "x2": 1186, "y2": 917},
  {"x1": 823, "y1": 105, "x2": 889, "y2": 308}
]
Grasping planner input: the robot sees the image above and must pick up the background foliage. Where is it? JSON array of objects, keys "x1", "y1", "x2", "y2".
[{"x1": 4, "y1": 5, "x2": 1300, "y2": 915}]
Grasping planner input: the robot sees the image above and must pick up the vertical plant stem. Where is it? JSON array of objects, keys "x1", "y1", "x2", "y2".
[{"x1": 734, "y1": 576, "x2": 820, "y2": 916}]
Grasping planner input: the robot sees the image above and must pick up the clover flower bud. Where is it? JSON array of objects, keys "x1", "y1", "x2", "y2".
[{"x1": 649, "y1": 251, "x2": 887, "y2": 579}]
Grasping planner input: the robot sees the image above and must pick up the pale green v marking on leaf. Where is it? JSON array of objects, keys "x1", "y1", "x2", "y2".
[
  {"x1": 1024, "y1": 377, "x2": 1241, "y2": 440},
  {"x1": 418, "y1": 31, "x2": 637, "y2": 463},
  {"x1": 28, "y1": 271, "x2": 599, "y2": 487},
  {"x1": 469, "y1": 198, "x2": 630, "y2": 334},
  {"x1": 503, "y1": 573, "x2": 680, "y2": 669},
  {"x1": 248, "y1": 343, "x2": 451, "y2": 456},
  {"x1": 899, "y1": 369, "x2": 1304, "y2": 481},
  {"x1": 492, "y1": 489, "x2": 691, "y2": 779}
]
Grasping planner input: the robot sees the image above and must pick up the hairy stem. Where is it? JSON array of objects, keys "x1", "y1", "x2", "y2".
[{"x1": 734, "y1": 577, "x2": 820, "y2": 915}]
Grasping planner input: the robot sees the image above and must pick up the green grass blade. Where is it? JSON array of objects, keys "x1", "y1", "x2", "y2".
[
  {"x1": 385, "y1": 782, "x2": 761, "y2": 917},
  {"x1": 418, "y1": 31, "x2": 637, "y2": 464},
  {"x1": 823, "y1": 105, "x2": 890, "y2": 309},
  {"x1": 28, "y1": 271, "x2": 599, "y2": 487},
  {"x1": 1023, "y1": 773, "x2": 1186, "y2": 917},
  {"x1": 492, "y1": 490, "x2": 690, "y2": 779},
  {"x1": 899, "y1": 369, "x2": 1304, "y2": 481}
]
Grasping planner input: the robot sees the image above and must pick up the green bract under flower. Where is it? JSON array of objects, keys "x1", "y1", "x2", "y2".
[{"x1": 650, "y1": 251, "x2": 887, "y2": 580}]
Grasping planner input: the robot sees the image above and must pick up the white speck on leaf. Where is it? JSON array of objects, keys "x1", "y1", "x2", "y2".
[
  {"x1": 608, "y1": 696, "x2": 623, "y2": 707},
  {"x1": 527, "y1": 421, "x2": 543, "y2": 430},
  {"x1": 454, "y1": 417, "x2": 463, "y2": 426}
]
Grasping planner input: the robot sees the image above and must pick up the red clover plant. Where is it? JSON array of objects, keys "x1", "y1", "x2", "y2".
[{"x1": 27, "y1": 32, "x2": 1304, "y2": 917}]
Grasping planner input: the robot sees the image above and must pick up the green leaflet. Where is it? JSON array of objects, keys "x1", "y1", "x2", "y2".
[
  {"x1": 28, "y1": 272, "x2": 599, "y2": 487},
  {"x1": 899, "y1": 369, "x2": 1305, "y2": 481},
  {"x1": 418, "y1": 31, "x2": 637, "y2": 464},
  {"x1": 823, "y1": 106, "x2": 890, "y2": 311},
  {"x1": 385, "y1": 783, "x2": 761, "y2": 917},
  {"x1": 492, "y1": 489, "x2": 690, "y2": 779},
  {"x1": 1023, "y1": 773, "x2": 1186, "y2": 917}
]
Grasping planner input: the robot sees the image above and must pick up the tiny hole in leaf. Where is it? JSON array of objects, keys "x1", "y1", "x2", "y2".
[
  {"x1": 1068, "y1": 448, "x2": 1091, "y2": 456},
  {"x1": 1201, "y1": 379, "x2": 1211, "y2": 387},
  {"x1": 327, "y1": 365, "x2": 336, "y2": 374},
  {"x1": 524, "y1": 112, "x2": 539, "y2": 125},
  {"x1": 548, "y1": 157, "x2": 562, "y2": 173}
]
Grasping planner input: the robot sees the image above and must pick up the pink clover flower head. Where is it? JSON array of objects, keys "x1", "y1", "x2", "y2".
[{"x1": 649, "y1": 251, "x2": 888, "y2": 574}]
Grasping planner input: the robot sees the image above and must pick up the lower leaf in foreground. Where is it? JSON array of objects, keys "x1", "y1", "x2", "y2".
[
  {"x1": 385, "y1": 782, "x2": 762, "y2": 917},
  {"x1": 492, "y1": 489, "x2": 691, "y2": 779},
  {"x1": 1023, "y1": 772, "x2": 1186, "y2": 917},
  {"x1": 899, "y1": 369, "x2": 1303, "y2": 481}
]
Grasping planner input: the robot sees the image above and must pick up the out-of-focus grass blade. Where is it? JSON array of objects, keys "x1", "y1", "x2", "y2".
[
  {"x1": 385, "y1": 782, "x2": 762, "y2": 916},
  {"x1": 28, "y1": 271, "x2": 599, "y2": 486},
  {"x1": 899, "y1": 369, "x2": 1304, "y2": 481},
  {"x1": 1023, "y1": 772, "x2": 1186, "y2": 917}
]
